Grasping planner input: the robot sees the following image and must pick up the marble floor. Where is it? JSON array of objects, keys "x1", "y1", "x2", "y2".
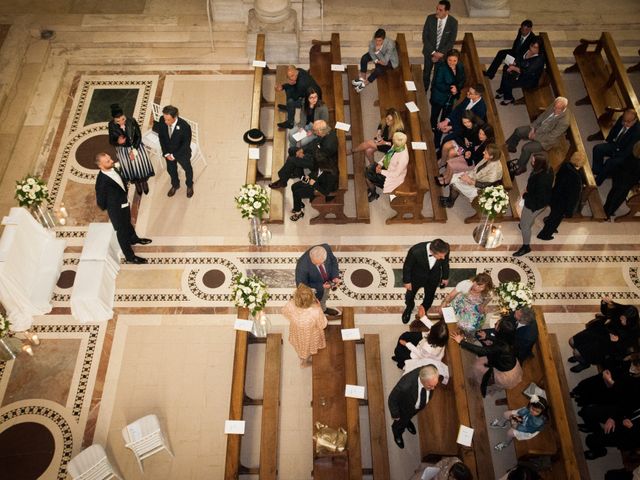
[{"x1": 0, "y1": 4, "x2": 639, "y2": 478}]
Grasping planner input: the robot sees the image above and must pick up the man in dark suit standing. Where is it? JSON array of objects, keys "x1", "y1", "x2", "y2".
[
  {"x1": 95, "y1": 152, "x2": 151, "y2": 264},
  {"x1": 402, "y1": 239, "x2": 450, "y2": 324},
  {"x1": 295, "y1": 243, "x2": 341, "y2": 317},
  {"x1": 388, "y1": 365, "x2": 439, "y2": 448},
  {"x1": 422, "y1": 0, "x2": 458, "y2": 92},
  {"x1": 269, "y1": 120, "x2": 338, "y2": 189},
  {"x1": 157, "y1": 105, "x2": 194, "y2": 198},
  {"x1": 592, "y1": 109, "x2": 640, "y2": 186},
  {"x1": 484, "y1": 20, "x2": 535, "y2": 80}
]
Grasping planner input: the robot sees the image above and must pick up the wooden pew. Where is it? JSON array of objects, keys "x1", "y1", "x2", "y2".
[
  {"x1": 246, "y1": 33, "x2": 265, "y2": 185},
  {"x1": 269, "y1": 65, "x2": 288, "y2": 224},
  {"x1": 341, "y1": 308, "x2": 363, "y2": 479},
  {"x1": 457, "y1": 32, "x2": 521, "y2": 223},
  {"x1": 308, "y1": 33, "x2": 349, "y2": 224},
  {"x1": 615, "y1": 185, "x2": 640, "y2": 221},
  {"x1": 504, "y1": 307, "x2": 584, "y2": 479},
  {"x1": 375, "y1": 33, "x2": 439, "y2": 223},
  {"x1": 566, "y1": 32, "x2": 640, "y2": 141},
  {"x1": 224, "y1": 307, "x2": 283, "y2": 479},
  {"x1": 519, "y1": 32, "x2": 606, "y2": 220}
]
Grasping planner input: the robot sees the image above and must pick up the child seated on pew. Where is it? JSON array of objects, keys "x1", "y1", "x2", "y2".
[
  {"x1": 392, "y1": 305, "x2": 449, "y2": 369},
  {"x1": 491, "y1": 395, "x2": 549, "y2": 451}
]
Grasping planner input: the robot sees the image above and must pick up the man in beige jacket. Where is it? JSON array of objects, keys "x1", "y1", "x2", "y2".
[{"x1": 506, "y1": 96, "x2": 572, "y2": 176}]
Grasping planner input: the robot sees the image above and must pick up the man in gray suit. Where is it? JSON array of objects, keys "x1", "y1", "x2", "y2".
[
  {"x1": 506, "y1": 96, "x2": 572, "y2": 176},
  {"x1": 422, "y1": 0, "x2": 458, "y2": 92}
]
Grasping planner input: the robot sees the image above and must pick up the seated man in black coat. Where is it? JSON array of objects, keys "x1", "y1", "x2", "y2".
[
  {"x1": 269, "y1": 120, "x2": 338, "y2": 188},
  {"x1": 289, "y1": 151, "x2": 338, "y2": 222},
  {"x1": 484, "y1": 19, "x2": 535, "y2": 80},
  {"x1": 478, "y1": 306, "x2": 538, "y2": 363},
  {"x1": 276, "y1": 65, "x2": 322, "y2": 129},
  {"x1": 592, "y1": 109, "x2": 640, "y2": 186},
  {"x1": 495, "y1": 36, "x2": 545, "y2": 105}
]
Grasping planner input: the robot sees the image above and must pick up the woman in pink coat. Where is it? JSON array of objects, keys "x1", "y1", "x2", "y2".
[{"x1": 365, "y1": 131, "x2": 410, "y2": 202}]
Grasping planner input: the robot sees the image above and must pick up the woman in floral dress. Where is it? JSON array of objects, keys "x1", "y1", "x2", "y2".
[{"x1": 440, "y1": 272, "x2": 494, "y2": 335}]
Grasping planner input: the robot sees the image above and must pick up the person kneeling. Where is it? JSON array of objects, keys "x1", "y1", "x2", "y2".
[
  {"x1": 365, "y1": 131, "x2": 409, "y2": 202},
  {"x1": 290, "y1": 151, "x2": 338, "y2": 221}
]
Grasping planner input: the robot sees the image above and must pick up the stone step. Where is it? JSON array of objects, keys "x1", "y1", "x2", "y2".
[{"x1": 63, "y1": 46, "x2": 249, "y2": 65}]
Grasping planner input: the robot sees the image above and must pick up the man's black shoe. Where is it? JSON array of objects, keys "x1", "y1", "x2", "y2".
[
  {"x1": 277, "y1": 104, "x2": 287, "y2": 112},
  {"x1": 277, "y1": 121, "x2": 294, "y2": 129},
  {"x1": 128, "y1": 256, "x2": 148, "y2": 264},
  {"x1": 406, "y1": 420, "x2": 416, "y2": 435},
  {"x1": 268, "y1": 181, "x2": 285, "y2": 189},
  {"x1": 402, "y1": 308, "x2": 412, "y2": 324},
  {"x1": 324, "y1": 307, "x2": 341, "y2": 317},
  {"x1": 393, "y1": 433, "x2": 405, "y2": 449},
  {"x1": 134, "y1": 238, "x2": 152, "y2": 245}
]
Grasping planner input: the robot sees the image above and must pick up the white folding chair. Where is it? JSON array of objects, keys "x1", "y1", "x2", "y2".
[
  {"x1": 67, "y1": 444, "x2": 122, "y2": 480},
  {"x1": 182, "y1": 116, "x2": 209, "y2": 180},
  {"x1": 121, "y1": 414, "x2": 173, "y2": 473},
  {"x1": 151, "y1": 103, "x2": 162, "y2": 122}
]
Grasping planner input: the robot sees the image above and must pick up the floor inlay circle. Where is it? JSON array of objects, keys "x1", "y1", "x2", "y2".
[
  {"x1": 0, "y1": 422, "x2": 55, "y2": 479},
  {"x1": 75, "y1": 134, "x2": 116, "y2": 169},
  {"x1": 202, "y1": 269, "x2": 226, "y2": 289},
  {"x1": 497, "y1": 267, "x2": 521, "y2": 283},
  {"x1": 56, "y1": 270, "x2": 76, "y2": 289},
  {"x1": 351, "y1": 268, "x2": 374, "y2": 288}
]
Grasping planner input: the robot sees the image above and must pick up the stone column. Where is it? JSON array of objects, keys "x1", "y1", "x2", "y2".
[
  {"x1": 463, "y1": 0, "x2": 510, "y2": 18},
  {"x1": 247, "y1": 0, "x2": 299, "y2": 64}
]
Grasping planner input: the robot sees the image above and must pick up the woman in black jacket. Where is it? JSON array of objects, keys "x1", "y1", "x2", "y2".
[
  {"x1": 603, "y1": 141, "x2": 640, "y2": 220},
  {"x1": 495, "y1": 37, "x2": 545, "y2": 105},
  {"x1": 451, "y1": 317, "x2": 522, "y2": 397},
  {"x1": 289, "y1": 151, "x2": 338, "y2": 221},
  {"x1": 513, "y1": 152, "x2": 554, "y2": 257},
  {"x1": 107, "y1": 103, "x2": 155, "y2": 195},
  {"x1": 537, "y1": 151, "x2": 585, "y2": 240}
]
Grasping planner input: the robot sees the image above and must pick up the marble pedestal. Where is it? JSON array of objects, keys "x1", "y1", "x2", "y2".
[
  {"x1": 463, "y1": 0, "x2": 510, "y2": 17},
  {"x1": 247, "y1": 8, "x2": 299, "y2": 65}
]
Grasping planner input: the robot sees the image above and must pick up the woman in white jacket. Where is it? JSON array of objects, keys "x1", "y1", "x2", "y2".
[{"x1": 365, "y1": 131, "x2": 409, "y2": 202}]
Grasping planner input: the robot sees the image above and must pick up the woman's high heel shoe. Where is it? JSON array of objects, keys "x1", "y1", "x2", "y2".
[
  {"x1": 434, "y1": 175, "x2": 448, "y2": 187},
  {"x1": 290, "y1": 210, "x2": 304, "y2": 221}
]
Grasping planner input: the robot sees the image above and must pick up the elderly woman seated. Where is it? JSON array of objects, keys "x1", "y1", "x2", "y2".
[
  {"x1": 365, "y1": 131, "x2": 409, "y2": 202},
  {"x1": 440, "y1": 143, "x2": 503, "y2": 208}
]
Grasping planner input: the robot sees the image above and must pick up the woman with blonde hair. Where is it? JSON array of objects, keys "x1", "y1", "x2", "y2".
[
  {"x1": 365, "y1": 131, "x2": 409, "y2": 202},
  {"x1": 352, "y1": 107, "x2": 404, "y2": 164},
  {"x1": 282, "y1": 283, "x2": 328, "y2": 367},
  {"x1": 537, "y1": 151, "x2": 586, "y2": 240},
  {"x1": 440, "y1": 272, "x2": 494, "y2": 335}
]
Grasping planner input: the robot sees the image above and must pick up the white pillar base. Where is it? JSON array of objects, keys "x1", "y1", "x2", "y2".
[
  {"x1": 247, "y1": 8, "x2": 299, "y2": 65},
  {"x1": 463, "y1": 0, "x2": 510, "y2": 18}
]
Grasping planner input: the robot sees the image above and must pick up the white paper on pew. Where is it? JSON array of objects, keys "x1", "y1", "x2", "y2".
[
  {"x1": 389, "y1": 194, "x2": 396, "y2": 202},
  {"x1": 248, "y1": 148, "x2": 260, "y2": 160},
  {"x1": 292, "y1": 130, "x2": 307, "y2": 142},
  {"x1": 252, "y1": 60, "x2": 267, "y2": 68},
  {"x1": 335, "y1": 121, "x2": 351, "y2": 132},
  {"x1": 224, "y1": 420, "x2": 246, "y2": 435},
  {"x1": 234, "y1": 319, "x2": 254, "y2": 332},
  {"x1": 1, "y1": 215, "x2": 18, "y2": 225},
  {"x1": 411, "y1": 142, "x2": 428, "y2": 150},
  {"x1": 441, "y1": 306, "x2": 458, "y2": 324},
  {"x1": 341, "y1": 328, "x2": 361, "y2": 341},
  {"x1": 405, "y1": 101, "x2": 419, "y2": 112},
  {"x1": 456, "y1": 424, "x2": 474, "y2": 446},
  {"x1": 126, "y1": 423, "x2": 143, "y2": 442},
  {"x1": 344, "y1": 384, "x2": 366, "y2": 399},
  {"x1": 421, "y1": 467, "x2": 440, "y2": 480},
  {"x1": 503, "y1": 54, "x2": 515, "y2": 66},
  {"x1": 405, "y1": 80, "x2": 417, "y2": 91},
  {"x1": 331, "y1": 64, "x2": 346, "y2": 71}
]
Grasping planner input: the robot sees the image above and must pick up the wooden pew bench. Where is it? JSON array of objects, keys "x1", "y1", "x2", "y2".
[
  {"x1": 269, "y1": 65, "x2": 288, "y2": 224},
  {"x1": 566, "y1": 32, "x2": 640, "y2": 141},
  {"x1": 519, "y1": 33, "x2": 605, "y2": 220},
  {"x1": 376, "y1": 33, "x2": 437, "y2": 223},
  {"x1": 224, "y1": 307, "x2": 283, "y2": 479},
  {"x1": 246, "y1": 33, "x2": 265, "y2": 186},
  {"x1": 309, "y1": 33, "x2": 350, "y2": 224}
]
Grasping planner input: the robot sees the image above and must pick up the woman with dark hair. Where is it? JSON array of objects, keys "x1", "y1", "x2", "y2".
[
  {"x1": 513, "y1": 152, "x2": 554, "y2": 257},
  {"x1": 288, "y1": 88, "x2": 328, "y2": 149},
  {"x1": 289, "y1": 150, "x2": 338, "y2": 221},
  {"x1": 568, "y1": 298, "x2": 640, "y2": 372},
  {"x1": 107, "y1": 103, "x2": 155, "y2": 195},
  {"x1": 437, "y1": 120, "x2": 494, "y2": 186},
  {"x1": 430, "y1": 49, "x2": 465, "y2": 128},
  {"x1": 392, "y1": 305, "x2": 449, "y2": 369},
  {"x1": 495, "y1": 36, "x2": 545, "y2": 105},
  {"x1": 451, "y1": 316, "x2": 523, "y2": 396}
]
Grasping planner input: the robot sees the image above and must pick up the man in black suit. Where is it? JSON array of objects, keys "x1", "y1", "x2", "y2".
[
  {"x1": 157, "y1": 105, "x2": 194, "y2": 198},
  {"x1": 401, "y1": 239, "x2": 450, "y2": 324},
  {"x1": 388, "y1": 365, "x2": 439, "y2": 448},
  {"x1": 295, "y1": 243, "x2": 341, "y2": 316},
  {"x1": 478, "y1": 306, "x2": 538, "y2": 363},
  {"x1": 95, "y1": 153, "x2": 151, "y2": 264},
  {"x1": 603, "y1": 140, "x2": 640, "y2": 219},
  {"x1": 436, "y1": 84, "x2": 487, "y2": 147},
  {"x1": 275, "y1": 65, "x2": 322, "y2": 129},
  {"x1": 484, "y1": 20, "x2": 535, "y2": 80},
  {"x1": 422, "y1": 0, "x2": 458, "y2": 92},
  {"x1": 269, "y1": 120, "x2": 338, "y2": 189},
  {"x1": 592, "y1": 109, "x2": 640, "y2": 186}
]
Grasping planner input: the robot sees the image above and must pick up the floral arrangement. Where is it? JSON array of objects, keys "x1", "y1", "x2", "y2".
[
  {"x1": 477, "y1": 185, "x2": 509, "y2": 219},
  {"x1": 235, "y1": 184, "x2": 270, "y2": 219},
  {"x1": 0, "y1": 315, "x2": 11, "y2": 338},
  {"x1": 230, "y1": 273, "x2": 269, "y2": 315},
  {"x1": 15, "y1": 175, "x2": 50, "y2": 208},
  {"x1": 496, "y1": 281, "x2": 533, "y2": 312}
]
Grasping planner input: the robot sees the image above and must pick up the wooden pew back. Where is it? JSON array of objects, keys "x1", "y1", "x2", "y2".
[
  {"x1": 259, "y1": 333, "x2": 282, "y2": 480},
  {"x1": 246, "y1": 33, "x2": 265, "y2": 185},
  {"x1": 269, "y1": 65, "x2": 288, "y2": 224}
]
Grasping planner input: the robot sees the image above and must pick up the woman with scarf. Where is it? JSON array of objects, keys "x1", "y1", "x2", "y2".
[{"x1": 365, "y1": 131, "x2": 409, "y2": 202}]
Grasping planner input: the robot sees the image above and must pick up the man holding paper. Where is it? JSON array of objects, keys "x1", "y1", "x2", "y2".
[
  {"x1": 388, "y1": 365, "x2": 439, "y2": 449},
  {"x1": 402, "y1": 239, "x2": 450, "y2": 324},
  {"x1": 484, "y1": 20, "x2": 535, "y2": 80}
]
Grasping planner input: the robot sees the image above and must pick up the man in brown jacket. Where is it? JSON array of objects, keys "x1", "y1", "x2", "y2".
[{"x1": 506, "y1": 96, "x2": 572, "y2": 176}]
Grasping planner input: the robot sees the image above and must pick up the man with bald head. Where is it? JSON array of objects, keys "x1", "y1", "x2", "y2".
[
  {"x1": 295, "y1": 243, "x2": 341, "y2": 316},
  {"x1": 269, "y1": 119, "x2": 338, "y2": 189},
  {"x1": 388, "y1": 365, "x2": 440, "y2": 449},
  {"x1": 275, "y1": 64, "x2": 322, "y2": 129},
  {"x1": 592, "y1": 109, "x2": 640, "y2": 186},
  {"x1": 506, "y1": 96, "x2": 572, "y2": 176}
]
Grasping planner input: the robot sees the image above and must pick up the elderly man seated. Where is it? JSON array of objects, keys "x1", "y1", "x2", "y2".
[
  {"x1": 592, "y1": 109, "x2": 640, "y2": 186},
  {"x1": 506, "y1": 96, "x2": 572, "y2": 176},
  {"x1": 268, "y1": 119, "x2": 338, "y2": 189}
]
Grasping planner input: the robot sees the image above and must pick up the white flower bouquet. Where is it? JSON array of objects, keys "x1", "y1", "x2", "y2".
[
  {"x1": 235, "y1": 184, "x2": 270, "y2": 219},
  {"x1": 230, "y1": 273, "x2": 269, "y2": 315},
  {"x1": 15, "y1": 175, "x2": 50, "y2": 208},
  {"x1": 0, "y1": 315, "x2": 11, "y2": 338},
  {"x1": 496, "y1": 281, "x2": 533, "y2": 312},
  {"x1": 477, "y1": 185, "x2": 509, "y2": 219}
]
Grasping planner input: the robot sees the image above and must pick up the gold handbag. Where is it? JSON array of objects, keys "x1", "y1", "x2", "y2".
[{"x1": 312, "y1": 422, "x2": 347, "y2": 454}]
